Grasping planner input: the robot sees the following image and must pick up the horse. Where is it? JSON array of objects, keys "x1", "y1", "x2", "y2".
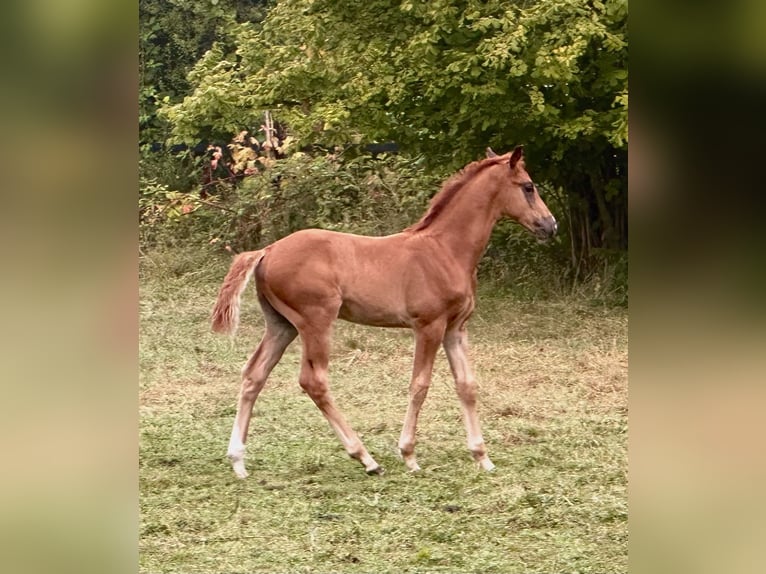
[{"x1": 211, "y1": 146, "x2": 557, "y2": 478}]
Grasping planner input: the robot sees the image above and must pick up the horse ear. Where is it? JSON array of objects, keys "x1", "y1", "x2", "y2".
[
  {"x1": 509, "y1": 145, "x2": 524, "y2": 169},
  {"x1": 486, "y1": 147, "x2": 498, "y2": 158}
]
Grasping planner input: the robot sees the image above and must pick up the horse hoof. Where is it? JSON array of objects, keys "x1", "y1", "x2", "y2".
[
  {"x1": 366, "y1": 465, "x2": 385, "y2": 476},
  {"x1": 232, "y1": 460, "x2": 249, "y2": 479}
]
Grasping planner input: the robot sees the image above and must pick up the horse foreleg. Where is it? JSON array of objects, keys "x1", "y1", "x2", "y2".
[
  {"x1": 443, "y1": 327, "x2": 494, "y2": 471},
  {"x1": 398, "y1": 321, "x2": 445, "y2": 472},
  {"x1": 227, "y1": 322, "x2": 296, "y2": 478}
]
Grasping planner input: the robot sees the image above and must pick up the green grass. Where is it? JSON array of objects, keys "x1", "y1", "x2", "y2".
[{"x1": 139, "y1": 248, "x2": 627, "y2": 573}]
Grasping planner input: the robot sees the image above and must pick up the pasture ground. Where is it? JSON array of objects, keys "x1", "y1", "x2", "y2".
[{"x1": 139, "y1": 249, "x2": 627, "y2": 573}]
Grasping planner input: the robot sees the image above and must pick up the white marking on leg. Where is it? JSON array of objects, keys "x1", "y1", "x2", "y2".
[{"x1": 227, "y1": 421, "x2": 248, "y2": 478}]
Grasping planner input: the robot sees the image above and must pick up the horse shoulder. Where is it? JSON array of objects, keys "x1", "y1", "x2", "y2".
[{"x1": 401, "y1": 245, "x2": 473, "y2": 321}]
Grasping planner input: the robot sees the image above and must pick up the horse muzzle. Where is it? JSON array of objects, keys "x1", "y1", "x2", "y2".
[{"x1": 533, "y1": 216, "x2": 558, "y2": 239}]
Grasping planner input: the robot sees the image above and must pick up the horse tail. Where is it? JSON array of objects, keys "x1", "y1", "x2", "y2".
[{"x1": 211, "y1": 249, "x2": 266, "y2": 335}]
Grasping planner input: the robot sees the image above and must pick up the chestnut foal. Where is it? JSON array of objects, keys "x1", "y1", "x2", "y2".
[{"x1": 212, "y1": 146, "x2": 557, "y2": 477}]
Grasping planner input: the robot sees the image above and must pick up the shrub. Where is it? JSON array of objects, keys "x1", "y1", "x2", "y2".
[{"x1": 197, "y1": 152, "x2": 442, "y2": 252}]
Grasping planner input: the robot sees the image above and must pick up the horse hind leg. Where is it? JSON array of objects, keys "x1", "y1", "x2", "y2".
[
  {"x1": 227, "y1": 299, "x2": 297, "y2": 478},
  {"x1": 297, "y1": 324, "x2": 383, "y2": 475}
]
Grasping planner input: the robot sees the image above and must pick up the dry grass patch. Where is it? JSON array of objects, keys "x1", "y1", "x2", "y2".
[{"x1": 140, "y1": 250, "x2": 627, "y2": 573}]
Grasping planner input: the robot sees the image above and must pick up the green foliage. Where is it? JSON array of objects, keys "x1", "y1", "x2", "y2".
[
  {"x1": 139, "y1": 177, "x2": 202, "y2": 226},
  {"x1": 236, "y1": 152, "x2": 441, "y2": 244},
  {"x1": 139, "y1": 0, "x2": 269, "y2": 143},
  {"x1": 139, "y1": 174, "x2": 206, "y2": 250},
  {"x1": 142, "y1": 151, "x2": 443, "y2": 252},
  {"x1": 160, "y1": 0, "x2": 628, "y2": 278},
  {"x1": 139, "y1": 142, "x2": 201, "y2": 190},
  {"x1": 163, "y1": 0, "x2": 627, "y2": 164},
  {"x1": 138, "y1": 140, "x2": 210, "y2": 248}
]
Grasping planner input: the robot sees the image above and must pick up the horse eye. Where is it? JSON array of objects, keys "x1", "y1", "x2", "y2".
[{"x1": 522, "y1": 182, "x2": 535, "y2": 194}]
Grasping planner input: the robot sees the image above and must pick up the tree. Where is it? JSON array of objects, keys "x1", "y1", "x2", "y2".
[
  {"x1": 162, "y1": 0, "x2": 627, "y2": 271},
  {"x1": 139, "y1": 0, "x2": 269, "y2": 143}
]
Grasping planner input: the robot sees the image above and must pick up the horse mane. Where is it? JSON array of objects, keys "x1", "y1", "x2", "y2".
[{"x1": 406, "y1": 154, "x2": 508, "y2": 232}]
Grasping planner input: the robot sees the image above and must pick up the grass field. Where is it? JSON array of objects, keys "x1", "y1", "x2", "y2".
[{"x1": 139, "y1": 249, "x2": 628, "y2": 573}]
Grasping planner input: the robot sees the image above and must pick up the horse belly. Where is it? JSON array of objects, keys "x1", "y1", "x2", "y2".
[{"x1": 337, "y1": 295, "x2": 409, "y2": 328}]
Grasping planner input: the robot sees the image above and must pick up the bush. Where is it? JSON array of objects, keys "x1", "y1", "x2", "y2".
[{"x1": 139, "y1": 152, "x2": 442, "y2": 253}]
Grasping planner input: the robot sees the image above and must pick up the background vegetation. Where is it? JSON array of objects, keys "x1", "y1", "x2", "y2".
[
  {"x1": 139, "y1": 0, "x2": 628, "y2": 304},
  {"x1": 140, "y1": 2, "x2": 628, "y2": 571}
]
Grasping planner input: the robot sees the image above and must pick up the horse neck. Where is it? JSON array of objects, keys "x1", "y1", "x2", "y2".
[{"x1": 422, "y1": 171, "x2": 502, "y2": 273}]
